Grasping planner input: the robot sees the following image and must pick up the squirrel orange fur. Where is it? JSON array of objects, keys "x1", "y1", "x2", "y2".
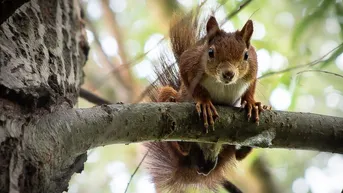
[
  {"x1": 166, "y1": 14, "x2": 268, "y2": 128},
  {"x1": 145, "y1": 13, "x2": 269, "y2": 193}
]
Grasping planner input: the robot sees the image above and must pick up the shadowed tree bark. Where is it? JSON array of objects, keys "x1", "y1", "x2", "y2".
[
  {"x1": 1, "y1": 1, "x2": 343, "y2": 193},
  {"x1": 0, "y1": 0, "x2": 30, "y2": 24},
  {"x1": 0, "y1": 0, "x2": 88, "y2": 192}
]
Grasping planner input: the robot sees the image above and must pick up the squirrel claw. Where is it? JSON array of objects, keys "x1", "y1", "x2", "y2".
[
  {"x1": 247, "y1": 112, "x2": 252, "y2": 121},
  {"x1": 211, "y1": 124, "x2": 215, "y2": 131},
  {"x1": 263, "y1": 105, "x2": 272, "y2": 110},
  {"x1": 195, "y1": 102, "x2": 202, "y2": 118},
  {"x1": 241, "y1": 100, "x2": 269, "y2": 123},
  {"x1": 196, "y1": 100, "x2": 218, "y2": 132},
  {"x1": 204, "y1": 123, "x2": 209, "y2": 133}
]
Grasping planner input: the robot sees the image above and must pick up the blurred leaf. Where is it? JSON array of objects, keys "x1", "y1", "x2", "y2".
[
  {"x1": 335, "y1": 2, "x2": 343, "y2": 39},
  {"x1": 316, "y1": 2, "x2": 343, "y2": 69},
  {"x1": 291, "y1": 0, "x2": 332, "y2": 48},
  {"x1": 279, "y1": 73, "x2": 292, "y2": 86}
]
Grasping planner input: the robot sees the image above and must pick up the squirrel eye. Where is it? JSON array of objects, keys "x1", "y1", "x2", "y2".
[
  {"x1": 243, "y1": 51, "x2": 249, "y2": 61},
  {"x1": 208, "y1": 48, "x2": 215, "y2": 58}
]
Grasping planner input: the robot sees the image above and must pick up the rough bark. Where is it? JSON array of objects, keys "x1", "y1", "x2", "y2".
[
  {"x1": 30, "y1": 103, "x2": 343, "y2": 157},
  {"x1": 0, "y1": 0, "x2": 88, "y2": 192}
]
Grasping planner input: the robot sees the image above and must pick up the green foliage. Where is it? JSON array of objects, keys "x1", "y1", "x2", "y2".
[{"x1": 291, "y1": 0, "x2": 332, "y2": 48}]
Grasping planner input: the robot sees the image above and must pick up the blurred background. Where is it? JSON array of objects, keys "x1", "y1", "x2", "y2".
[{"x1": 68, "y1": 0, "x2": 343, "y2": 192}]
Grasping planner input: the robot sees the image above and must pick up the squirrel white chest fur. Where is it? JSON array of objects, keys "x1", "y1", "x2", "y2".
[{"x1": 201, "y1": 76, "x2": 250, "y2": 107}]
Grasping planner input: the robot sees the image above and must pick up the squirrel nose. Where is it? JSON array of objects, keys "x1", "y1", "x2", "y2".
[{"x1": 222, "y1": 71, "x2": 235, "y2": 81}]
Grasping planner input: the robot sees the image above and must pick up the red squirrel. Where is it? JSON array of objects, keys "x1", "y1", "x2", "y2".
[{"x1": 145, "y1": 13, "x2": 269, "y2": 193}]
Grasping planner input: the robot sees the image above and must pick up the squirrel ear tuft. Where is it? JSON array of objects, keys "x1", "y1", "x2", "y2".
[
  {"x1": 206, "y1": 16, "x2": 220, "y2": 37},
  {"x1": 239, "y1": 20, "x2": 254, "y2": 47}
]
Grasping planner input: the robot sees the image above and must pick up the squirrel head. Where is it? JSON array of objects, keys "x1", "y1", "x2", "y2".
[
  {"x1": 172, "y1": 141, "x2": 223, "y2": 176},
  {"x1": 205, "y1": 16, "x2": 255, "y2": 85}
]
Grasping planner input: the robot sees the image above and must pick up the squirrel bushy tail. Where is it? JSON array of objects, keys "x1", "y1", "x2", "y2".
[
  {"x1": 146, "y1": 53, "x2": 180, "y2": 102},
  {"x1": 169, "y1": 12, "x2": 200, "y2": 62},
  {"x1": 145, "y1": 9, "x2": 215, "y2": 102},
  {"x1": 147, "y1": 11, "x2": 204, "y2": 102}
]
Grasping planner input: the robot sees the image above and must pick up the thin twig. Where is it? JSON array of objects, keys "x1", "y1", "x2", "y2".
[
  {"x1": 87, "y1": 40, "x2": 162, "y2": 94},
  {"x1": 296, "y1": 70, "x2": 343, "y2": 79},
  {"x1": 248, "y1": 8, "x2": 260, "y2": 20},
  {"x1": 110, "y1": 38, "x2": 165, "y2": 74},
  {"x1": 220, "y1": 0, "x2": 253, "y2": 26},
  {"x1": 258, "y1": 43, "x2": 343, "y2": 79},
  {"x1": 124, "y1": 150, "x2": 149, "y2": 193}
]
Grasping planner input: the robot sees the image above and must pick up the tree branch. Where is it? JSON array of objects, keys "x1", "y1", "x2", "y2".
[
  {"x1": 79, "y1": 88, "x2": 111, "y2": 105},
  {"x1": 29, "y1": 103, "x2": 343, "y2": 160}
]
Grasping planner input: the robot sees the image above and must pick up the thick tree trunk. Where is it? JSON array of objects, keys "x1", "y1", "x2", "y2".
[{"x1": 0, "y1": 0, "x2": 88, "y2": 192}]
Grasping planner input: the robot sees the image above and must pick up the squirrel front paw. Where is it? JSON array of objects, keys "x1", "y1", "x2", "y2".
[
  {"x1": 195, "y1": 99, "x2": 219, "y2": 132},
  {"x1": 241, "y1": 100, "x2": 271, "y2": 123}
]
